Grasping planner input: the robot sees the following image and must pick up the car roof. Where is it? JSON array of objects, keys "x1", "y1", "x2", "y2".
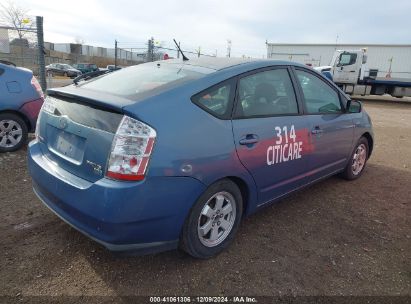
[{"x1": 162, "y1": 57, "x2": 301, "y2": 71}]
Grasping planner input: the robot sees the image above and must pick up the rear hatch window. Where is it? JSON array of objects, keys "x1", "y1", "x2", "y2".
[{"x1": 80, "y1": 61, "x2": 212, "y2": 99}]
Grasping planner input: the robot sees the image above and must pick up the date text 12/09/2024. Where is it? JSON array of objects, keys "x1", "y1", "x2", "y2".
[{"x1": 149, "y1": 296, "x2": 257, "y2": 302}]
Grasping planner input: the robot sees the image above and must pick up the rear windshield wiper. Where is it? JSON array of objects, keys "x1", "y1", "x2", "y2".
[{"x1": 73, "y1": 70, "x2": 111, "y2": 85}]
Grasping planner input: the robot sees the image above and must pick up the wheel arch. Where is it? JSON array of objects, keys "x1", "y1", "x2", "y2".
[
  {"x1": 361, "y1": 132, "x2": 373, "y2": 157},
  {"x1": 225, "y1": 176, "x2": 252, "y2": 217},
  {"x1": 0, "y1": 110, "x2": 31, "y2": 130}
]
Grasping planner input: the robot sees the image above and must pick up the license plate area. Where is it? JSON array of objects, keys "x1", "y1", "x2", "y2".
[{"x1": 47, "y1": 126, "x2": 86, "y2": 164}]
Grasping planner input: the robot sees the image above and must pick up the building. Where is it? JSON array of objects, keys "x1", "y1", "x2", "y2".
[{"x1": 266, "y1": 43, "x2": 411, "y2": 79}]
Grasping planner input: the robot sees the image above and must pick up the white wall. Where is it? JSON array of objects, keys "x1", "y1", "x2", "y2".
[
  {"x1": 54, "y1": 43, "x2": 71, "y2": 53},
  {"x1": 267, "y1": 44, "x2": 411, "y2": 78}
]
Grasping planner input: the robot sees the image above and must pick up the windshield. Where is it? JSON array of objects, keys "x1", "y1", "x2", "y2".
[
  {"x1": 61, "y1": 64, "x2": 74, "y2": 69},
  {"x1": 80, "y1": 62, "x2": 212, "y2": 99}
]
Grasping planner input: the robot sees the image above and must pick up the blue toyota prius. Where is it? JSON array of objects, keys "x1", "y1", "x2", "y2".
[{"x1": 28, "y1": 58, "x2": 373, "y2": 258}]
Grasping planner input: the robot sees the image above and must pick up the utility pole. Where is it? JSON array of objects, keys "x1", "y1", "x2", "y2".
[
  {"x1": 197, "y1": 46, "x2": 201, "y2": 58},
  {"x1": 147, "y1": 37, "x2": 154, "y2": 62},
  {"x1": 335, "y1": 34, "x2": 339, "y2": 50},
  {"x1": 226, "y1": 39, "x2": 232, "y2": 58},
  {"x1": 36, "y1": 16, "x2": 46, "y2": 91},
  {"x1": 114, "y1": 39, "x2": 118, "y2": 68}
]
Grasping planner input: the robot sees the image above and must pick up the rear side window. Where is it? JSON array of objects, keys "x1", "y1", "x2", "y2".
[
  {"x1": 81, "y1": 62, "x2": 210, "y2": 99},
  {"x1": 191, "y1": 82, "x2": 232, "y2": 119},
  {"x1": 235, "y1": 68, "x2": 299, "y2": 118},
  {"x1": 296, "y1": 70, "x2": 341, "y2": 114}
]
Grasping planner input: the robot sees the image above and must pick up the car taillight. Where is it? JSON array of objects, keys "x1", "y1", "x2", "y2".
[
  {"x1": 31, "y1": 76, "x2": 44, "y2": 98},
  {"x1": 106, "y1": 116, "x2": 156, "y2": 181},
  {"x1": 34, "y1": 110, "x2": 42, "y2": 141},
  {"x1": 35, "y1": 97, "x2": 55, "y2": 141}
]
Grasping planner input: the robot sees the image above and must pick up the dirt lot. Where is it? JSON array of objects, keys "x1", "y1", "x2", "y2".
[{"x1": 0, "y1": 101, "x2": 410, "y2": 299}]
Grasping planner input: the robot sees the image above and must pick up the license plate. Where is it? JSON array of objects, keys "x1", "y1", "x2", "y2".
[{"x1": 50, "y1": 130, "x2": 86, "y2": 163}]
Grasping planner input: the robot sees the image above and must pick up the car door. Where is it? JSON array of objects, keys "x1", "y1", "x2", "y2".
[
  {"x1": 55, "y1": 64, "x2": 64, "y2": 76},
  {"x1": 49, "y1": 64, "x2": 58, "y2": 75},
  {"x1": 232, "y1": 67, "x2": 311, "y2": 205},
  {"x1": 293, "y1": 68, "x2": 354, "y2": 180}
]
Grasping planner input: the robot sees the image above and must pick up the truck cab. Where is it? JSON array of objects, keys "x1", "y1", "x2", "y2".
[
  {"x1": 320, "y1": 49, "x2": 411, "y2": 98},
  {"x1": 331, "y1": 49, "x2": 368, "y2": 86}
]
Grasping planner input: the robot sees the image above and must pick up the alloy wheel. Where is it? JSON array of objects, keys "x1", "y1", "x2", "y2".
[
  {"x1": 352, "y1": 143, "x2": 367, "y2": 175},
  {"x1": 0, "y1": 120, "x2": 23, "y2": 149},
  {"x1": 197, "y1": 191, "x2": 237, "y2": 247}
]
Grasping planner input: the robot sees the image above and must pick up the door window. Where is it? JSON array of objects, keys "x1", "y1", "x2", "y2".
[
  {"x1": 296, "y1": 70, "x2": 342, "y2": 114},
  {"x1": 338, "y1": 52, "x2": 357, "y2": 66},
  {"x1": 235, "y1": 69, "x2": 298, "y2": 118}
]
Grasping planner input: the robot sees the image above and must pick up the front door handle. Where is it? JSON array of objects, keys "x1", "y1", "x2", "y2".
[
  {"x1": 311, "y1": 127, "x2": 324, "y2": 135},
  {"x1": 239, "y1": 135, "x2": 259, "y2": 145}
]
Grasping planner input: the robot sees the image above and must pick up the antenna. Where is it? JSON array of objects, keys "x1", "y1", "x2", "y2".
[{"x1": 173, "y1": 39, "x2": 189, "y2": 61}]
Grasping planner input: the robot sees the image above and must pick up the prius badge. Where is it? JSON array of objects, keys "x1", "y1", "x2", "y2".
[{"x1": 86, "y1": 160, "x2": 103, "y2": 176}]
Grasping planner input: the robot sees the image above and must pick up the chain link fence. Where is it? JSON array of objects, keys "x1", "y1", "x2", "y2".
[
  {"x1": 0, "y1": 16, "x2": 46, "y2": 90},
  {"x1": 0, "y1": 18, "x2": 39, "y2": 72}
]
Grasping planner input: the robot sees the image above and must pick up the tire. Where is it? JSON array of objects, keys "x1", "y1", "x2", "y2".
[
  {"x1": 0, "y1": 113, "x2": 28, "y2": 153},
  {"x1": 180, "y1": 179, "x2": 243, "y2": 259},
  {"x1": 341, "y1": 137, "x2": 369, "y2": 180}
]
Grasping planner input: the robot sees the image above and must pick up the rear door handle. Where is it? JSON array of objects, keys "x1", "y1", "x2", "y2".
[
  {"x1": 239, "y1": 135, "x2": 259, "y2": 145},
  {"x1": 311, "y1": 127, "x2": 324, "y2": 134}
]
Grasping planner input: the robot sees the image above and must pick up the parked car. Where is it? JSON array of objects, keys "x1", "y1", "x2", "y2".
[
  {"x1": 28, "y1": 58, "x2": 373, "y2": 258},
  {"x1": 106, "y1": 65, "x2": 121, "y2": 71},
  {"x1": 46, "y1": 63, "x2": 82, "y2": 78},
  {"x1": 0, "y1": 60, "x2": 44, "y2": 152},
  {"x1": 99, "y1": 65, "x2": 122, "y2": 72},
  {"x1": 72, "y1": 63, "x2": 99, "y2": 74}
]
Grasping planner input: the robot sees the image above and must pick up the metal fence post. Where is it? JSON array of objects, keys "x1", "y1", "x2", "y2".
[
  {"x1": 36, "y1": 16, "x2": 46, "y2": 91},
  {"x1": 114, "y1": 39, "x2": 118, "y2": 68},
  {"x1": 147, "y1": 37, "x2": 154, "y2": 62}
]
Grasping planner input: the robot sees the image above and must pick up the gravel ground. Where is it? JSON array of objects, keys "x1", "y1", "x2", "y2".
[{"x1": 0, "y1": 101, "x2": 410, "y2": 299}]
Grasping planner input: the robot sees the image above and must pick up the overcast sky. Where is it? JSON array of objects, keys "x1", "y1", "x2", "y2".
[{"x1": 5, "y1": 0, "x2": 411, "y2": 57}]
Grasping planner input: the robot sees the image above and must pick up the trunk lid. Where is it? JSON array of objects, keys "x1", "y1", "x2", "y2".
[{"x1": 37, "y1": 90, "x2": 127, "y2": 182}]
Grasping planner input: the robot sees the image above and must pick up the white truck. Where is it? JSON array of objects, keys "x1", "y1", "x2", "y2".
[{"x1": 316, "y1": 49, "x2": 411, "y2": 98}]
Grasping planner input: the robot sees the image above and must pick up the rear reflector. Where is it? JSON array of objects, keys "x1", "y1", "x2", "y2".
[{"x1": 106, "y1": 116, "x2": 156, "y2": 181}]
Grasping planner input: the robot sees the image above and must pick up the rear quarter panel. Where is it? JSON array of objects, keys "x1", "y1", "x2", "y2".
[{"x1": 0, "y1": 65, "x2": 37, "y2": 111}]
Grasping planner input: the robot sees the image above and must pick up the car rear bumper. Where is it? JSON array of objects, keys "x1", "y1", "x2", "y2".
[{"x1": 28, "y1": 140, "x2": 206, "y2": 253}]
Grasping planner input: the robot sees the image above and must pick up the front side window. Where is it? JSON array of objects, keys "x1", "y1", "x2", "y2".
[
  {"x1": 191, "y1": 82, "x2": 232, "y2": 118},
  {"x1": 235, "y1": 68, "x2": 298, "y2": 118},
  {"x1": 296, "y1": 70, "x2": 341, "y2": 114},
  {"x1": 338, "y1": 52, "x2": 357, "y2": 66}
]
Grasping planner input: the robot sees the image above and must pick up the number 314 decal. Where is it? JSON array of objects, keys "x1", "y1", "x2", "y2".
[{"x1": 267, "y1": 125, "x2": 303, "y2": 165}]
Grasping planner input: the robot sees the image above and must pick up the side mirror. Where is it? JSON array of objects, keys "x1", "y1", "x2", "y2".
[{"x1": 347, "y1": 100, "x2": 362, "y2": 113}]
